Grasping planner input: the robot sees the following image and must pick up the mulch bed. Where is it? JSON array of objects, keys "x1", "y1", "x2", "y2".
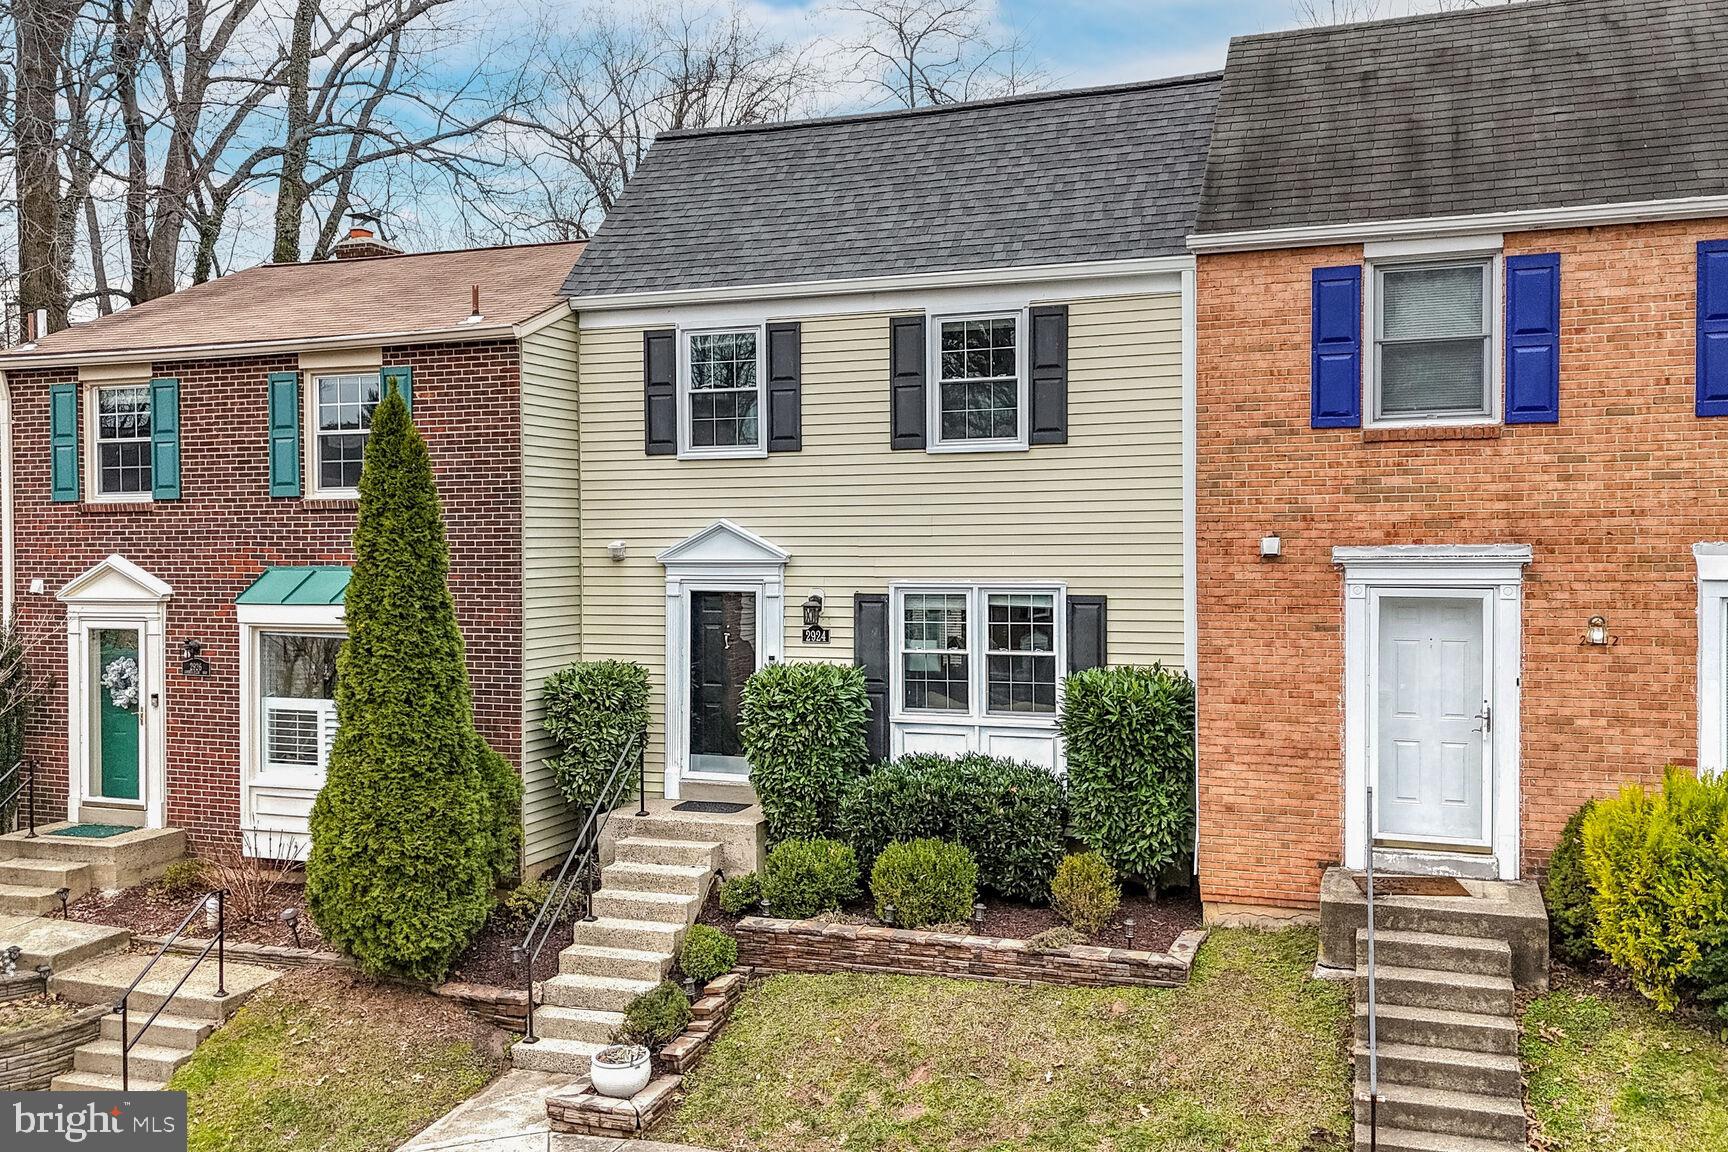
[
  {"x1": 445, "y1": 912, "x2": 566, "y2": 987},
  {"x1": 700, "y1": 886, "x2": 1203, "y2": 954}
]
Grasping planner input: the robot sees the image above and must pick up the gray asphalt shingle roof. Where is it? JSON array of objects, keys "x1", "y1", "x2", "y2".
[
  {"x1": 1196, "y1": 0, "x2": 1728, "y2": 236},
  {"x1": 562, "y1": 75, "x2": 1221, "y2": 298}
]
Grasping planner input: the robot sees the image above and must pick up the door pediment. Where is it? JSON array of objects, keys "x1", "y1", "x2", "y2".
[
  {"x1": 657, "y1": 520, "x2": 789, "y2": 571},
  {"x1": 58, "y1": 554, "x2": 173, "y2": 604}
]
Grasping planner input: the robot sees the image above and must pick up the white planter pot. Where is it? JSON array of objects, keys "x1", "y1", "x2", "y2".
[{"x1": 590, "y1": 1045, "x2": 652, "y2": 1098}]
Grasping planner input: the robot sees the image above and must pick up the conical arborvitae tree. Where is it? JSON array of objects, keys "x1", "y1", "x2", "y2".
[{"x1": 306, "y1": 389, "x2": 520, "y2": 981}]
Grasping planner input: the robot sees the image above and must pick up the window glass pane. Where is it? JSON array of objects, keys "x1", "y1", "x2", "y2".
[
  {"x1": 901, "y1": 593, "x2": 969, "y2": 712},
  {"x1": 986, "y1": 593, "x2": 1056, "y2": 714},
  {"x1": 1380, "y1": 339, "x2": 1488, "y2": 415},
  {"x1": 937, "y1": 318, "x2": 1017, "y2": 441},
  {"x1": 1381, "y1": 265, "x2": 1486, "y2": 341},
  {"x1": 94, "y1": 386, "x2": 152, "y2": 495},
  {"x1": 687, "y1": 331, "x2": 759, "y2": 448},
  {"x1": 315, "y1": 374, "x2": 379, "y2": 488},
  {"x1": 261, "y1": 633, "x2": 343, "y2": 698}
]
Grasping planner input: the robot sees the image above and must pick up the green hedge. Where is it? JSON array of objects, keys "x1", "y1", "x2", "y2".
[
  {"x1": 1543, "y1": 800, "x2": 1599, "y2": 968},
  {"x1": 1058, "y1": 664, "x2": 1195, "y2": 886},
  {"x1": 678, "y1": 924, "x2": 738, "y2": 984},
  {"x1": 1050, "y1": 851, "x2": 1121, "y2": 935},
  {"x1": 739, "y1": 662, "x2": 869, "y2": 844},
  {"x1": 869, "y1": 839, "x2": 977, "y2": 929},
  {"x1": 542, "y1": 661, "x2": 648, "y2": 815},
  {"x1": 761, "y1": 838, "x2": 858, "y2": 919},
  {"x1": 1584, "y1": 769, "x2": 1728, "y2": 1020},
  {"x1": 836, "y1": 753, "x2": 1065, "y2": 902}
]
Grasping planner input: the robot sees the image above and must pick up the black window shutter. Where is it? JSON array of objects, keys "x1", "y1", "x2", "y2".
[
  {"x1": 1067, "y1": 595, "x2": 1108, "y2": 673},
  {"x1": 1029, "y1": 305, "x2": 1069, "y2": 445},
  {"x1": 643, "y1": 329, "x2": 677, "y2": 455},
  {"x1": 766, "y1": 322, "x2": 802, "y2": 452},
  {"x1": 889, "y1": 315, "x2": 926, "y2": 450},
  {"x1": 854, "y1": 593, "x2": 891, "y2": 762}
]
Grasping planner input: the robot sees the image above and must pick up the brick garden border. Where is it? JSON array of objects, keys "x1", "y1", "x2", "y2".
[
  {"x1": 736, "y1": 916, "x2": 1207, "y2": 988},
  {"x1": 1, "y1": 1002, "x2": 107, "y2": 1090}
]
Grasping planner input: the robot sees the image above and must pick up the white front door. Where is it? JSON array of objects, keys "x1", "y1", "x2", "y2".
[{"x1": 1373, "y1": 593, "x2": 1491, "y2": 847}]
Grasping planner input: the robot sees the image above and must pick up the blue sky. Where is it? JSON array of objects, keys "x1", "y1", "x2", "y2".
[{"x1": 1002, "y1": 0, "x2": 1298, "y2": 85}]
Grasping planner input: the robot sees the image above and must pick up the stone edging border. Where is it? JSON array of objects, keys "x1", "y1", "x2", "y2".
[
  {"x1": 133, "y1": 934, "x2": 351, "y2": 971},
  {"x1": 0, "y1": 1002, "x2": 108, "y2": 1090},
  {"x1": 736, "y1": 917, "x2": 1208, "y2": 989}
]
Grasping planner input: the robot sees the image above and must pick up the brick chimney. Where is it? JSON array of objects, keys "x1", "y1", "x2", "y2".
[{"x1": 332, "y1": 215, "x2": 402, "y2": 260}]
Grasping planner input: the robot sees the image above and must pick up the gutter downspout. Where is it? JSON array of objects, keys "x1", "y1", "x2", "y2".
[
  {"x1": 1, "y1": 370, "x2": 14, "y2": 627},
  {"x1": 1180, "y1": 266, "x2": 1200, "y2": 877}
]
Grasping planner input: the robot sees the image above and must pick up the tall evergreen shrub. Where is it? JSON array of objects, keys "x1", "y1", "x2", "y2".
[
  {"x1": 1543, "y1": 800, "x2": 1599, "y2": 968},
  {"x1": 739, "y1": 662, "x2": 869, "y2": 844},
  {"x1": 1058, "y1": 665, "x2": 1196, "y2": 886},
  {"x1": 542, "y1": 661, "x2": 649, "y2": 814},
  {"x1": 305, "y1": 390, "x2": 518, "y2": 981}
]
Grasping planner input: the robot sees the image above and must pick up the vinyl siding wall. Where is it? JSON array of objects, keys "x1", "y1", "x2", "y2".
[
  {"x1": 520, "y1": 310, "x2": 585, "y2": 867},
  {"x1": 577, "y1": 292, "x2": 1186, "y2": 797}
]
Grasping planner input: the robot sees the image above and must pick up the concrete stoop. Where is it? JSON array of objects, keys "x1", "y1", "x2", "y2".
[
  {"x1": 515, "y1": 803, "x2": 759, "y2": 1076},
  {"x1": 46, "y1": 949, "x2": 282, "y2": 1091},
  {"x1": 0, "y1": 824, "x2": 187, "y2": 915},
  {"x1": 1327, "y1": 868, "x2": 1543, "y2": 1152}
]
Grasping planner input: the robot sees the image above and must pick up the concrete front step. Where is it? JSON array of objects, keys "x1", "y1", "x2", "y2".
[
  {"x1": 51, "y1": 1069, "x2": 167, "y2": 1093},
  {"x1": 603, "y1": 800, "x2": 764, "y2": 881},
  {"x1": 2, "y1": 824, "x2": 188, "y2": 891},
  {"x1": 0, "y1": 915, "x2": 131, "y2": 971},
  {"x1": 1354, "y1": 1042, "x2": 1522, "y2": 1097},
  {"x1": 1353, "y1": 1122, "x2": 1526, "y2": 1152},
  {"x1": 100, "y1": 1010, "x2": 213, "y2": 1049},
  {"x1": 1354, "y1": 1084, "x2": 1526, "y2": 1144},
  {"x1": 532, "y1": 1005, "x2": 626, "y2": 1045},
  {"x1": 0, "y1": 856, "x2": 93, "y2": 892},
  {"x1": 557, "y1": 943, "x2": 674, "y2": 982},
  {"x1": 590, "y1": 888, "x2": 702, "y2": 926},
  {"x1": 1354, "y1": 965, "x2": 1515, "y2": 1017},
  {"x1": 1355, "y1": 1003, "x2": 1519, "y2": 1056},
  {"x1": 567, "y1": 916, "x2": 684, "y2": 954},
  {"x1": 50, "y1": 951, "x2": 281, "y2": 1021},
  {"x1": 0, "y1": 882, "x2": 66, "y2": 915},
  {"x1": 540, "y1": 974, "x2": 660, "y2": 1013},
  {"x1": 73, "y1": 1038, "x2": 192, "y2": 1082},
  {"x1": 1321, "y1": 869, "x2": 1549, "y2": 989},
  {"x1": 510, "y1": 1036, "x2": 607, "y2": 1075},
  {"x1": 1354, "y1": 929, "x2": 1513, "y2": 979},
  {"x1": 600, "y1": 860, "x2": 713, "y2": 897},
  {"x1": 613, "y1": 836, "x2": 722, "y2": 870}
]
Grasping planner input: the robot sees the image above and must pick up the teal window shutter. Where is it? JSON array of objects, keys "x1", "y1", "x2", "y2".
[
  {"x1": 267, "y1": 370, "x2": 302, "y2": 497},
  {"x1": 149, "y1": 377, "x2": 181, "y2": 500},
  {"x1": 382, "y1": 365, "x2": 412, "y2": 417},
  {"x1": 49, "y1": 383, "x2": 79, "y2": 502}
]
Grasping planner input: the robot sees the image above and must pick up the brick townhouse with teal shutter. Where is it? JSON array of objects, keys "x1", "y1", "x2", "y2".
[{"x1": 0, "y1": 233, "x2": 593, "y2": 872}]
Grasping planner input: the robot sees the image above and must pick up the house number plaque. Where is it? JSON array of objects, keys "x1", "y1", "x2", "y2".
[{"x1": 801, "y1": 626, "x2": 832, "y2": 645}]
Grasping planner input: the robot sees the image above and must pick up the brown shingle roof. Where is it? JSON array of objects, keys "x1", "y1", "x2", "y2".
[{"x1": 2, "y1": 240, "x2": 586, "y2": 365}]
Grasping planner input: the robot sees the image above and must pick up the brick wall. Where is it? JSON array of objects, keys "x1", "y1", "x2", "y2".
[
  {"x1": 1196, "y1": 219, "x2": 1726, "y2": 912},
  {"x1": 9, "y1": 339, "x2": 523, "y2": 853}
]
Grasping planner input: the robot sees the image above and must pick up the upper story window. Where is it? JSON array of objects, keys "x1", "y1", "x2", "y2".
[
  {"x1": 312, "y1": 373, "x2": 381, "y2": 495},
  {"x1": 681, "y1": 328, "x2": 764, "y2": 458},
  {"x1": 895, "y1": 584, "x2": 1063, "y2": 721},
  {"x1": 930, "y1": 314, "x2": 1026, "y2": 450},
  {"x1": 1372, "y1": 260, "x2": 1494, "y2": 422},
  {"x1": 93, "y1": 384, "x2": 153, "y2": 498}
]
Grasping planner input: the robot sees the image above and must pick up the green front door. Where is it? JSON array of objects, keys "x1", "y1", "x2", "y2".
[{"x1": 92, "y1": 628, "x2": 142, "y2": 801}]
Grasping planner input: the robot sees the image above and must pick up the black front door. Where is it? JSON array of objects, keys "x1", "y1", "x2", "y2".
[{"x1": 689, "y1": 591, "x2": 758, "y2": 775}]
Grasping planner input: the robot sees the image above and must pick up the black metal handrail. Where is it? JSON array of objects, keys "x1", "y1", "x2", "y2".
[
  {"x1": 515, "y1": 733, "x2": 644, "y2": 1044},
  {"x1": 114, "y1": 889, "x2": 226, "y2": 1090},
  {"x1": 0, "y1": 758, "x2": 35, "y2": 838}
]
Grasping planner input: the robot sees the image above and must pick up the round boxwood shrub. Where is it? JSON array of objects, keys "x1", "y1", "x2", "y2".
[
  {"x1": 542, "y1": 660, "x2": 648, "y2": 815},
  {"x1": 760, "y1": 838, "x2": 858, "y2": 920},
  {"x1": 739, "y1": 662, "x2": 870, "y2": 844},
  {"x1": 870, "y1": 839, "x2": 977, "y2": 929},
  {"x1": 837, "y1": 753, "x2": 1065, "y2": 902},
  {"x1": 1050, "y1": 851, "x2": 1121, "y2": 936},
  {"x1": 679, "y1": 924, "x2": 738, "y2": 984},
  {"x1": 718, "y1": 872, "x2": 761, "y2": 915},
  {"x1": 1543, "y1": 800, "x2": 1599, "y2": 968},
  {"x1": 1058, "y1": 664, "x2": 1196, "y2": 886},
  {"x1": 616, "y1": 981, "x2": 691, "y2": 1051}
]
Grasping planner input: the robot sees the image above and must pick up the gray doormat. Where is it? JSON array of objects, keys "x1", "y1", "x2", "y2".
[{"x1": 672, "y1": 800, "x2": 751, "y2": 814}]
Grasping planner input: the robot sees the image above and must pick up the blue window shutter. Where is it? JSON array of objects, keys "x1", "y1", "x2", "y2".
[
  {"x1": 267, "y1": 370, "x2": 302, "y2": 497},
  {"x1": 49, "y1": 382, "x2": 79, "y2": 502},
  {"x1": 1311, "y1": 266, "x2": 1362, "y2": 428},
  {"x1": 149, "y1": 377, "x2": 181, "y2": 499},
  {"x1": 1505, "y1": 254, "x2": 1561, "y2": 424},
  {"x1": 383, "y1": 365, "x2": 412, "y2": 417},
  {"x1": 1699, "y1": 241, "x2": 1728, "y2": 416}
]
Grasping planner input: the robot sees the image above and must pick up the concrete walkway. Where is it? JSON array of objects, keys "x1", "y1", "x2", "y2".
[{"x1": 398, "y1": 1069, "x2": 713, "y2": 1152}]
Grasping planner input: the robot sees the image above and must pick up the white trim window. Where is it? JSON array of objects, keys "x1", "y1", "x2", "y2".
[
  {"x1": 259, "y1": 632, "x2": 343, "y2": 779},
  {"x1": 1370, "y1": 258, "x2": 1497, "y2": 424},
  {"x1": 680, "y1": 327, "x2": 765, "y2": 458},
  {"x1": 91, "y1": 384, "x2": 153, "y2": 499},
  {"x1": 928, "y1": 313, "x2": 1027, "y2": 450},
  {"x1": 893, "y1": 583, "x2": 1064, "y2": 723},
  {"x1": 1696, "y1": 544, "x2": 1728, "y2": 778},
  {"x1": 311, "y1": 372, "x2": 382, "y2": 496}
]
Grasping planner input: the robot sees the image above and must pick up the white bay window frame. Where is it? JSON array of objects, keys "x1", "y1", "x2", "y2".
[
  {"x1": 925, "y1": 309, "x2": 1030, "y2": 453},
  {"x1": 1364, "y1": 243, "x2": 1504, "y2": 428},
  {"x1": 677, "y1": 324, "x2": 767, "y2": 460}
]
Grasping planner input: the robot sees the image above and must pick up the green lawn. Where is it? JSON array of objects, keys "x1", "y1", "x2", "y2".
[
  {"x1": 1524, "y1": 985, "x2": 1728, "y2": 1151},
  {"x1": 169, "y1": 968, "x2": 504, "y2": 1152},
  {"x1": 657, "y1": 928, "x2": 1352, "y2": 1152}
]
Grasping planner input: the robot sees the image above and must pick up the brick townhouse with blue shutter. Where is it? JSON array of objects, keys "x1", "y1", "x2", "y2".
[
  {"x1": 0, "y1": 232, "x2": 595, "y2": 881},
  {"x1": 1189, "y1": 0, "x2": 1728, "y2": 920}
]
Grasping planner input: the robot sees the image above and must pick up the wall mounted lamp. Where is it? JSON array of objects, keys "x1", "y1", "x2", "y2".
[
  {"x1": 607, "y1": 540, "x2": 627, "y2": 562},
  {"x1": 1582, "y1": 615, "x2": 1618, "y2": 647}
]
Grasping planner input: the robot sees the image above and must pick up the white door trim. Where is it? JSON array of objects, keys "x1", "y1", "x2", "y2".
[
  {"x1": 1336, "y1": 545, "x2": 1529, "y2": 878},
  {"x1": 1693, "y1": 543, "x2": 1728, "y2": 777}
]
